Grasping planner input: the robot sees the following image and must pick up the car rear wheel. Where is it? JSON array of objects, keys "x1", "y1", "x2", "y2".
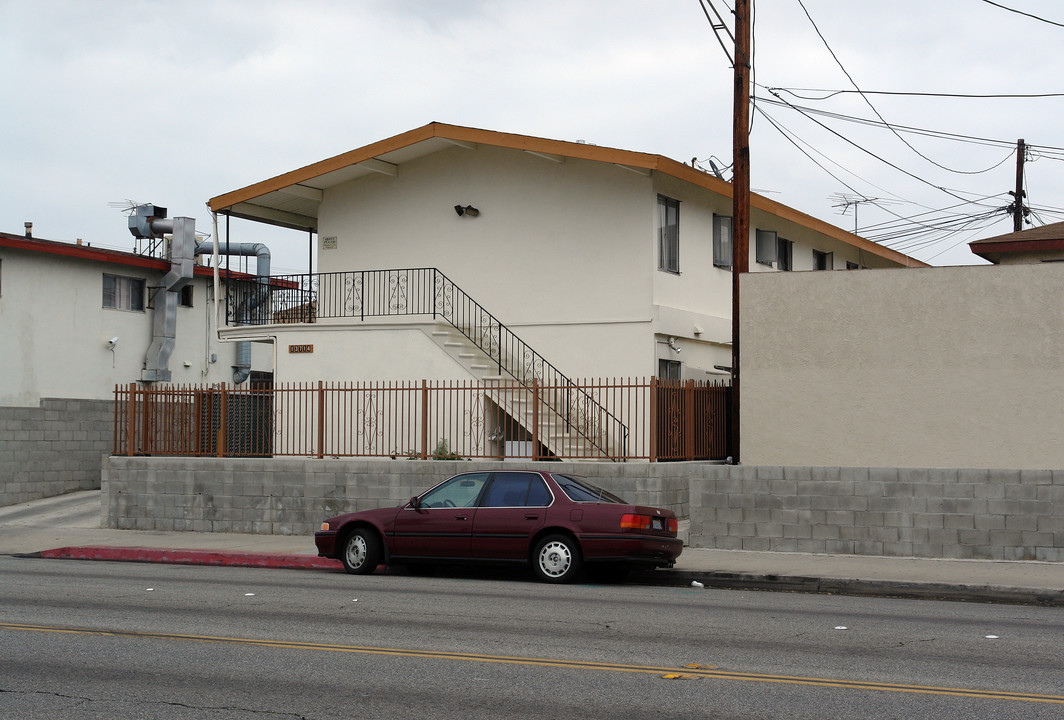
[
  {"x1": 533, "y1": 534, "x2": 582, "y2": 583},
  {"x1": 341, "y1": 527, "x2": 381, "y2": 575}
]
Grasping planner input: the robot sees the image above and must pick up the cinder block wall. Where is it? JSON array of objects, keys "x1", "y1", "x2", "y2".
[
  {"x1": 102, "y1": 457, "x2": 694, "y2": 537},
  {"x1": 102, "y1": 458, "x2": 1063, "y2": 561},
  {"x1": 689, "y1": 466, "x2": 1064, "y2": 562},
  {"x1": 0, "y1": 399, "x2": 113, "y2": 506}
]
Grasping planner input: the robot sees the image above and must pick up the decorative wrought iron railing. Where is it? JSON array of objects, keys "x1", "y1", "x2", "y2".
[{"x1": 225, "y1": 268, "x2": 629, "y2": 459}]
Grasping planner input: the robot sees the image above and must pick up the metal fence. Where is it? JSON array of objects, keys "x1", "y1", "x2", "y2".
[{"x1": 114, "y1": 378, "x2": 730, "y2": 462}]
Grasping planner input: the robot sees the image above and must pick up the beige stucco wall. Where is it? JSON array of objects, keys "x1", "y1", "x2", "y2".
[
  {"x1": 0, "y1": 247, "x2": 270, "y2": 406},
  {"x1": 740, "y1": 263, "x2": 1064, "y2": 469}
]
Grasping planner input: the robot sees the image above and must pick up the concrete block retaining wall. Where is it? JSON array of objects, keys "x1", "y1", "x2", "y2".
[
  {"x1": 102, "y1": 457, "x2": 692, "y2": 537},
  {"x1": 102, "y1": 458, "x2": 1063, "y2": 561},
  {"x1": 0, "y1": 399, "x2": 114, "y2": 507},
  {"x1": 689, "y1": 465, "x2": 1064, "y2": 562}
]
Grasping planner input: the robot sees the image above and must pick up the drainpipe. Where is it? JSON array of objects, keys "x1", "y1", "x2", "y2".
[{"x1": 194, "y1": 240, "x2": 271, "y2": 384}]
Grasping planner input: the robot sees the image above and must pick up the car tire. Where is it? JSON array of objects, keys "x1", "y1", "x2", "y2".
[
  {"x1": 532, "y1": 534, "x2": 582, "y2": 583},
  {"x1": 341, "y1": 527, "x2": 382, "y2": 575}
]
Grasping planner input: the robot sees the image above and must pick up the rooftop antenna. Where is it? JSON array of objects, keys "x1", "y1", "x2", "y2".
[{"x1": 829, "y1": 193, "x2": 899, "y2": 234}]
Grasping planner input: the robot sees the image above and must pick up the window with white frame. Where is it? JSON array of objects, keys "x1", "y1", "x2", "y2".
[
  {"x1": 777, "y1": 238, "x2": 793, "y2": 271},
  {"x1": 755, "y1": 229, "x2": 777, "y2": 266},
  {"x1": 657, "y1": 195, "x2": 680, "y2": 273},
  {"x1": 713, "y1": 214, "x2": 732, "y2": 268},
  {"x1": 813, "y1": 250, "x2": 833, "y2": 271},
  {"x1": 103, "y1": 273, "x2": 145, "y2": 311}
]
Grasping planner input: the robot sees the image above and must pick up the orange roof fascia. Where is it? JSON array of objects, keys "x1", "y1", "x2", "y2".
[{"x1": 207, "y1": 122, "x2": 927, "y2": 267}]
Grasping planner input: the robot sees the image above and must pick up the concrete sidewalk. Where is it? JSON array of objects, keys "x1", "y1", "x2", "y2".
[{"x1": 3, "y1": 490, "x2": 1062, "y2": 605}]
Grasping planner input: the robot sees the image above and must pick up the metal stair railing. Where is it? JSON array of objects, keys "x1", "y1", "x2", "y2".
[{"x1": 225, "y1": 267, "x2": 629, "y2": 459}]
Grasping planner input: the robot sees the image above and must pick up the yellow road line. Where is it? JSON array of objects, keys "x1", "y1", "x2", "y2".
[{"x1": 3, "y1": 621, "x2": 1062, "y2": 705}]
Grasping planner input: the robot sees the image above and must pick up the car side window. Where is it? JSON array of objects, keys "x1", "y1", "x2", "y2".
[
  {"x1": 419, "y1": 473, "x2": 489, "y2": 508},
  {"x1": 479, "y1": 473, "x2": 552, "y2": 508},
  {"x1": 480, "y1": 473, "x2": 533, "y2": 507}
]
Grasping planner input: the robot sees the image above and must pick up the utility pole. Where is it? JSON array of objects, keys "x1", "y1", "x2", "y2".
[
  {"x1": 730, "y1": 0, "x2": 750, "y2": 464},
  {"x1": 1011, "y1": 138, "x2": 1027, "y2": 232}
]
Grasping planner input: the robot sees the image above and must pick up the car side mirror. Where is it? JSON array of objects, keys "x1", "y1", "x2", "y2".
[{"x1": 408, "y1": 496, "x2": 421, "y2": 511}]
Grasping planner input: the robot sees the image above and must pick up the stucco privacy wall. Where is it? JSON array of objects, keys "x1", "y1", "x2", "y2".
[
  {"x1": 740, "y1": 263, "x2": 1064, "y2": 470},
  {"x1": 1, "y1": 399, "x2": 112, "y2": 506},
  {"x1": 102, "y1": 457, "x2": 691, "y2": 537},
  {"x1": 102, "y1": 458, "x2": 1063, "y2": 561}
]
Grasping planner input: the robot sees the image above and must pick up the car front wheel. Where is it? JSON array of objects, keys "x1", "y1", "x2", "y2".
[
  {"x1": 533, "y1": 534, "x2": 582, "y2": 583},
  {"x1": 341, "y1": 527, "x2": 382, "y2": 575}
]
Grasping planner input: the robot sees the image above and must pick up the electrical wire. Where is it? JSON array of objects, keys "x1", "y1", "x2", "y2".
[
  {"x1": 794, "y1": 0, "x2": 998, "y2": 176},
  {"x1": 980, "y1": 0, "x2": 1064, "y2": 29},
  {"x1": 770, "y1": 87, "x2": 1064, "y2": 100}
]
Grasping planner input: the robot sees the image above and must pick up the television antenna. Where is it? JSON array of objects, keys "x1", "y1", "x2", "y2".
[{"x1": 829, "y1": 193, "x2": 900, "y2": 234}]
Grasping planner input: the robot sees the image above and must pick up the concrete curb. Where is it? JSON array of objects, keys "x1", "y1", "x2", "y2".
[
  {"x1": 19, "y1": 547, "x2": 1064, "y2": 606},
  {"x1": 31, "y1": 546, "x2": 344, "y2": 572},
  {"x1": 630, "y1": 568, "x2": 1064, "y2": 607}
]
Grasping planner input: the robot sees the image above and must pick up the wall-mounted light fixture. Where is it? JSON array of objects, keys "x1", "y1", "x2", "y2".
[{"x1": 454, "y1": 204, "x2": 480, "y2": 217}]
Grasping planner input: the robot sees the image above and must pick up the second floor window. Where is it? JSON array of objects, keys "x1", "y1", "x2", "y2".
[
  {"x1": 777, "y1": 238, "x2": 793, "y2": 271},
  {"x1": 713, "y1": 214, "x2": 732, "y2": 268},
  {"x1": 657, "y1": 195, "x2": 679, "y2": 273},
  {"x1": 813, "y1": 250, "x2": 834, "y2": 271},
  {"x1": 103, "y1": 274, "x2": 145, "y2": 312}
]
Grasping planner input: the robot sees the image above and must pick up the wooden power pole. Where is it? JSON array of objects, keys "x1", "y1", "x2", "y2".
[
  {"x1": 1012, "y1": 138, "x2": 1026, "y2": 232},
  {"x1": 730, "y1": 0, "x2": 751, "y2": 463}
]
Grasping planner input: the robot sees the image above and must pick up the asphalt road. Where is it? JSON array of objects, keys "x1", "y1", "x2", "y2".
[{"x1": 1, "y1": 557, "x2": 1062, "y2": 719}]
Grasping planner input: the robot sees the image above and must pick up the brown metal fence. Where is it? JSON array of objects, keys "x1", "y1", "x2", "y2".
[{"x1": 114, "y1": 378, "x2": 730, "y2": 462}]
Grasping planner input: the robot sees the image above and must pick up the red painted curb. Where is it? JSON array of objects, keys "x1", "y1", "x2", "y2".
[{"x1": 38, "y1": 546, "x2": 344, "y2": 572}]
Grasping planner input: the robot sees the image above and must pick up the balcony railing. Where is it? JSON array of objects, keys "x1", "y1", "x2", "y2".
[{"x1": 226, "y1": 268, "x2": 630, "y2": 459}]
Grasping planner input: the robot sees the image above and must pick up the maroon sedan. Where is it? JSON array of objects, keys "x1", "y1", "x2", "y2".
[{"x1": 315, "y1": 470, "x2": 682, "y2": 583}]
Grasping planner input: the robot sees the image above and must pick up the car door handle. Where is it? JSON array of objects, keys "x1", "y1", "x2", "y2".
[
  {"x1": 524, "y1": 514, "x2": 539, "y2": 520},
  {"x1": 455, "y1": 514, "x2": 468, "y2": 521}
]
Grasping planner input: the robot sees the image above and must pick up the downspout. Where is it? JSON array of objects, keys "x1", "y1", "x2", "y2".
[{"x1": 195, "y1": 238, "x2": 271, "y2": 384}]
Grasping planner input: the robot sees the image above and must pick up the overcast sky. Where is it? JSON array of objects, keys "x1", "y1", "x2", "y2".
[{"x1": 4, "y1": 0, "x2": 1064, "y2": 272}]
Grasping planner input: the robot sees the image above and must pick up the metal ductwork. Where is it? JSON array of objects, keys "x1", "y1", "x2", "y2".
[
  {"x1": 129, "y1": 205, "x2": 194, "y2": 383},
  {"x1": 193, "y1": 241, "x2": 271, "y2": 384}
]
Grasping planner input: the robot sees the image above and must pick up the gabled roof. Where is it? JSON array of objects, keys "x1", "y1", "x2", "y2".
[
  {"x1": 0, "y1": 231, "x2": 254, "y2": 279},
  {"x1": 968, "y1": 221, "x2": 1064, "y2": 263},
  {"x1": 208, "y1": 121, "x2": 926, "y2": 268}
]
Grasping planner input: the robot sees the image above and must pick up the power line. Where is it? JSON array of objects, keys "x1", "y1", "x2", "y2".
[
  {"x1": 769, "y1": 87, "x2": 1064, "y2": 100},
  {"x1": 980, "y1": 0, "x2": 1064, "y2": 29},
  {"x1": 793, "y1": 0, "x2": 984, "y2": 176}
]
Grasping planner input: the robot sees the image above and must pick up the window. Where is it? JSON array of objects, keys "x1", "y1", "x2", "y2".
[
  {"x1": 658, "y1": 358, "x2": 681, "y2": 380},
  {"x1": 480, "y1": 472, "x2": 552, "y2": 508},
  {"x1": 777, "y1": 238, "x2": 793, "y2": 271},
  {"x1": 419, "y1": 473, "x2": 489, "y2": 508},
  {"x1": 103, "y1": 274, "x2": 145, "y2": 311},
  {"x1": 846, "y1": 261, "x2": 860, "y2": 270},
  {"x1": 551, "y1": 474, "x2": 626, "y2": 503},
  {"x1": 713, "y1": 214, "x2": 732, "y2": 268},
  {"x1": 813, "y1": 250, "x2": 834, "y2": 271},
  {"x1": 755, "y1": 229, "x2": 777, "y2": 266},
  {"x1": 657, "y1": 195, "x2": 679, "y2": 273},
  {"x1": 180, "y1": 284, "x2": 193, "y2": 307}
]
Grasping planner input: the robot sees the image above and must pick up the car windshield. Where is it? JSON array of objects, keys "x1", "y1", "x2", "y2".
[{"x1": 551, "y1": 474, "x2": 626, "y2": 503}]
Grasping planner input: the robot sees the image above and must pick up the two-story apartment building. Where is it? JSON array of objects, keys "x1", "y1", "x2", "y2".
[{"x1": 208, "y1": 122, "x2": 924, "y2": 388}]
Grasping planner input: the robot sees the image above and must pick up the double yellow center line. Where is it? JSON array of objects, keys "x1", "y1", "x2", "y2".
[{"x1": 3, "y1": 622, "x2": 1061, "y2": 705}]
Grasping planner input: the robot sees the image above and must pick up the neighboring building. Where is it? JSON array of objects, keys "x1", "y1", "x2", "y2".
[
  {"x1": 208, "y1": 122, "x2": 926, "y2": 387},
  {"x1": 0, "y1": 229, "x2": 271, "y2": 505},
  {"x1": 969, "y1": 221, "x2": 1064, "y2": 264}
]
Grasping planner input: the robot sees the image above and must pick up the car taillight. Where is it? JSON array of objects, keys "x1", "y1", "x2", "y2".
[
  {"x1": 620, "y1": 514, "x2": 651, "y2": 530},
  {"x1": 668, "y1": 517, "x2": 678, "y2": 534},
  {"x1": 320, "y1": 522, "x2": 331, "y2": 531}
]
